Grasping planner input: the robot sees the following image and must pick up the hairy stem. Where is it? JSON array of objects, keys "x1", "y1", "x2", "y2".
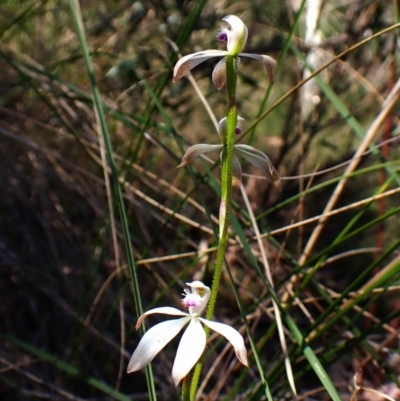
[
  {"x1": 207, "y1": 56, "x2": 237, "y2": 320},
  {"x1": 189, "y1": 55, "x2": 238, "y2": 400}
]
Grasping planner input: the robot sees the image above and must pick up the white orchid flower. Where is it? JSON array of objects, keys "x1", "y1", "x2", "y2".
[
  {"x1": 173, "y1": 15, "x2": 277, "y2": 89},
  {"x1": 127, "y1": 281, "x2": 248, "y2": 386},
  {"x1": 177, "y1": 117, "x2": 281, "y2": 191}
]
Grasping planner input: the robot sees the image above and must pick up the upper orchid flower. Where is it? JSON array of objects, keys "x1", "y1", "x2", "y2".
[
  {"x1": 127, "y1": 281, "x2": 248, "y2": 386},
  {"x1": 173, "y1": 15, "x2": 277, "y2": 89},
  {"x1": 177, "y1": 117, "x2": 282, "y2": 191}
]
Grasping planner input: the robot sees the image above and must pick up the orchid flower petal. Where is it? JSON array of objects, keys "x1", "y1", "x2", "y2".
[
  {"x1": 235, "y1": 145, "x2": 281, "y2": 191},
  {"x1": 218, "y1": 115, "x2": 244, "y2": 138},
  {"x1": 177, "y1": 144, "x2": 223, "y2": 168},
  {"x1": 172, "y1": 318, "x2": 206, "y2": 386},
  {"x1": 135, "y1": 306, "x2": 188, "y2": 329},
  {"x1": 199, "y1": 318, "x2": 248, "y2": 366},
  {"x1": 212, "y1": 57, "x2": 241, "y2": 90},
  {"x1": 239, "y1": 53, "x2": 277, "y2": 83},
  {"x1": 127, "y1": 317, "x2": 190, "y2": 373},
  {"x1": 212, "y1": 57, "x2": 227, "y2": 90},
  {"x1": 235, "y1": 144, "x2": 272, "y2": 159},
  {"x1": 222, "y1": 15, "x2": 248, "y2": 55},
  {"x1": 218, "y1": 117, "x2": 227, "y2": 138},
  {"x1": 173, "y1": 50, "x2": 228, "y2": 82},
  {"x1": 232, "y1": 153, "x2": 243, "y2": 190}
]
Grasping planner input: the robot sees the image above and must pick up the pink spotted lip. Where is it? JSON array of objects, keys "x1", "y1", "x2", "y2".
[{"x1": 182, "y1": 293, "x2": 201, "y2": 308}]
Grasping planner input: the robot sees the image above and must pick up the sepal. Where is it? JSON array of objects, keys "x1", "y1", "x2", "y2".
[
  {"x1": 235, "y1": 144, "x2": 281, "y2": 191},
  {"x1": 177, "y1": 144, "x2": 223, "y2": 168}
]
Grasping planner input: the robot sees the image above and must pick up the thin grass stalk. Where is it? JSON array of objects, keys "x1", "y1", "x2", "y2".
[
  {"x1": 240, "y1": 185, "x2": 297, "y2": 396},
  {"x1": 305, "y1": 205, "x2": 400, "y2": 268},
  {"x1": 67, "y1": 1, "x2": 156, "y2": 399},
  {"x1": 234, "y1": 234, "x2": 343, "y2": 400},
  {"x1": 223, "y1": 261, "x2": 274, "y2": 401},
  {"x1": 307, "y1": 250, "x2": 400, "y2": 343},
  {"x1": 259, "y1": 161, "x2": 400, "y2": 219},
  {"x1": 131, "y1": 0, "x2": 209, "y2": 175},
  {"x1": 248, "y1": 0, "x2": 306, "y2": 142},
  {"x1": 238, "y1": 22, "x2": 400, "y2": 145},
  {"x1": 226, "y1": 197, "x2": 342, "y2": 400},
  {"x1": 1, "y1": 334, "x2": 132, "y2": 401},
  {"x1": 292, "y1": 178, "x2": 395, "y2": 303}
]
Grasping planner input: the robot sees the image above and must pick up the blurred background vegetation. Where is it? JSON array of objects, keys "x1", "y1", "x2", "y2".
[{"x1": 0, "y1": 0, "x2": 400, "y2": 400}]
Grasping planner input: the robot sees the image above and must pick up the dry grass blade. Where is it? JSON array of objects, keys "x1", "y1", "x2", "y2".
[
  {"x1": 240, "y1": 185, "x2": 297, "y2": 396},
  {"x1": 298, "y1": 78, "x2": 400, "y2": 266}
]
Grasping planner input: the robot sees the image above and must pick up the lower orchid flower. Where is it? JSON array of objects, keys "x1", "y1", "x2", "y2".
[
  {"x1": 127, "y1": 281, "x2": 248, "y2": 386},
  {"x1": 177, "y1": 117, "x2": 281, "y2": 191}
]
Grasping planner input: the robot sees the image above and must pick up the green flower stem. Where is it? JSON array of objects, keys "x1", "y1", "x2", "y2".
[
  {"x1": 207, "y1": 55, "x2": 237, "y2": 320},
  {"x1": 188, "y1": 55, "x2": 238, "y2": 401},
  {"x1": 182, "y1": 375, "x2": 190, "y2": 401}
]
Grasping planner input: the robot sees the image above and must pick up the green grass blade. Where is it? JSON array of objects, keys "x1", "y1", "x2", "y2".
[
  {"x1": 66, "y1": 0, "x2": 156, "y2": 398},
  {"x1": 1, "y1": 334, "x2": 132, "y2": 401}
]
